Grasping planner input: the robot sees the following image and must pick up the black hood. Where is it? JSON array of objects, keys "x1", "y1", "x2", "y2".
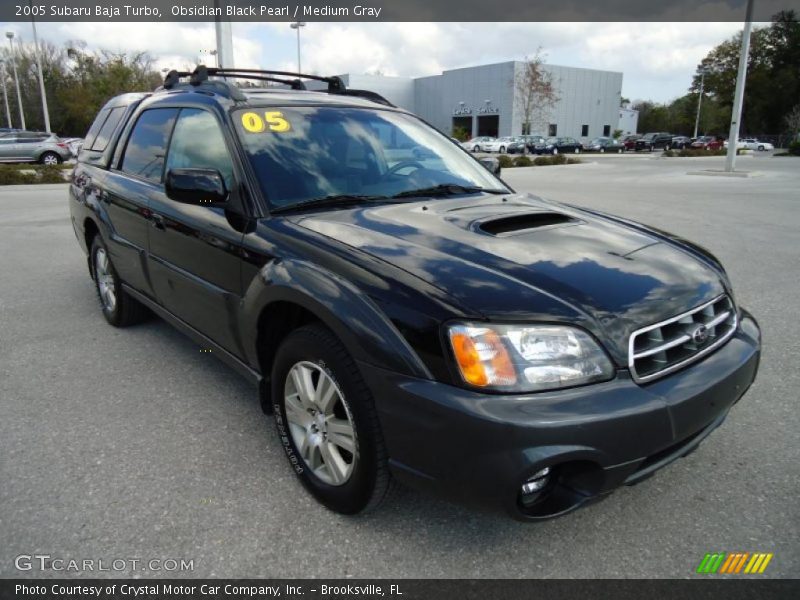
[{"x1": 292, "y1": 193, "x2": 726, "y2": 365}]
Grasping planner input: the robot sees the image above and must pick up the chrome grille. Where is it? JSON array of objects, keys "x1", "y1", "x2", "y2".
[{"x1": 629, "y1": 295, "x2": 737, "y2": 383}]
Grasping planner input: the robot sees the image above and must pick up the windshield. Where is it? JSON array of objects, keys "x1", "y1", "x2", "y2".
[{"x1": 234, "y1": 107, "x2": 508, "y2": 210}]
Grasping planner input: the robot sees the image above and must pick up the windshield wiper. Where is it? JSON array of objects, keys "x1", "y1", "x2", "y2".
[
  {"x1": 271, "y1": 194, "x2": 388, "y2": 214},
  {"x1": 391, "y1": 184, "x2": 507, "y2": 199}
]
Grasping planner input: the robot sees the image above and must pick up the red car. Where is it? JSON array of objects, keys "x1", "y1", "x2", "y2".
[
  {"x1": 691, "y1": 136, "x2": 724, "y2": 150},
  {"x1": 621, "y1": 134, "x2": 640, "y2": 151}
]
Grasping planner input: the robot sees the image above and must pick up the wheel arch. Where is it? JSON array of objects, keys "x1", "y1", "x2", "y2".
[{"x1": 243, "y1": 258, "x2": 433, "y2": 395}]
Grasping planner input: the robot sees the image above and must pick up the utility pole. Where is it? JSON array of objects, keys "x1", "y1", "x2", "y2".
[
  {"x1": 213, "y1": 0, "x2": 234, "y2": 69},
  {"x1": 30, "y1": 2, "x2": 51, "y2": 132},
  {"x1": 693, "y1": 68, "x2": 707, "y2": 139},
  {"x1": 5, "y1": 31, "x2": 25, "y2": 131},
  {"x1": 0, "y1": 61, "x2": 11, "y2": 128},
  {"x1": 725, "y1": 0, "x2": 754, "y2": 173},
  {"x1": 290, "y1": 22, "x2": 306, "y2": 72}
]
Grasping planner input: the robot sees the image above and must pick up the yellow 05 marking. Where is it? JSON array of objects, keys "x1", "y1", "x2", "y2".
[{"x1": 241, "y1": 111, "x2": 291, "y2": 133}]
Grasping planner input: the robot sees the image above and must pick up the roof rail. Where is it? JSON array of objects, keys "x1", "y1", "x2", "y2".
[{"x1": 159, "y1": 65, "x2": 395, "y2": 107}]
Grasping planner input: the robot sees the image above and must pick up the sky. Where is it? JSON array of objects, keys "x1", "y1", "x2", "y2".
[{"x1": 0, "y1": 21, "x2": 747, "y2": 103}]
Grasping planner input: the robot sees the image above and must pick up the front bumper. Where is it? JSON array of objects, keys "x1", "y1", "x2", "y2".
[{"x1": 360, "y1": 311, "x2": 760, "y2": 520}]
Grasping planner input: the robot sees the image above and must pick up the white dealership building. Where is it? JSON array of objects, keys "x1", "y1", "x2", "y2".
[{"x1": 319, "y1": 61, "x2": 624, "y2": 140}]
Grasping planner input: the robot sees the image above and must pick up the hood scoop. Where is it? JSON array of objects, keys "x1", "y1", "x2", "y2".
[{"x1": 478, "y1": 212, "x2": 577, "y2": 236}]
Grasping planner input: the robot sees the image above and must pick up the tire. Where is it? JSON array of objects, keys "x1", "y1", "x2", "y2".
[
  {"x1": 473, "y1": 145, "x2": 480, "y2": 153},
  {"x1": 574, "y1": 147, "x2": 580, "y2": 154},
  {"x1": 665, "y1": 144, "x2": 671, "y2": 151},
  {"x1": 90, "y1": 236, "x2": 149, "y2": 327},
  {"x1": 617, "y1": 148, "x2": 623, "y2": 154},
  {"x1": 649, "y1": 145, "x2": 654, "y2": 152},
  {"x1": 271, "y1": 323, "x2": 391, "y2": 515},
  {"x1": 40, "y1": 151, "x2": 61, "y2": 166},
  {"x1": 499, "y1": 146, "x2": 506, "y2": 154},
  {"x1": 552, "y1": 148, "x2": 558, "y2": 155},
  {"x1": 599, "y1": 148, "x2": 605, "y2": 153},
  {"x1": 758, "y1": 145, "x2": 764, "y2": 151}
]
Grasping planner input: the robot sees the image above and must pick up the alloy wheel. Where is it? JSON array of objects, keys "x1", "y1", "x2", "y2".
[
  {"x1": 284, "y1": 361, "x2": 358, "y2": 486},
  {"x1": 94, "y1": 248, "x2": 116, "y2": 312},
  {"x1": 42, "y1": 153, "x2": 59, "y2": 166}
]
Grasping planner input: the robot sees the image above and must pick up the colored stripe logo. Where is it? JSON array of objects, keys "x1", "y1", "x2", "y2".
[{"x1": 696, "y1": 552, "x2": 773, "y2": 574}]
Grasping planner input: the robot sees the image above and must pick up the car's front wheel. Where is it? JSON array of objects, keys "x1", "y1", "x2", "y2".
[
  {"x1": 271, "y1": 324, "x2": 390, "y2": 515},
  {"x1": 552, "y1": 148, "x2": 558, "y2": 155},
  {"x1": 473, "y1": 145, "x2": 480, "y2": 152},
  {"x1": 40, "y1": 151, "x2": 61, "y2": 166},
  {"x1": 90, "y1": 236, "x2": 148, "y2": 327},
  {"x1": 758, "y1": 145, "x2": 765, "y2": 151}
]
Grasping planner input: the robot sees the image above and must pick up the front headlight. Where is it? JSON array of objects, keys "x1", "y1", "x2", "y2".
[{"x1": 447, "y1": 323, "x2": 614, "y2": 392}]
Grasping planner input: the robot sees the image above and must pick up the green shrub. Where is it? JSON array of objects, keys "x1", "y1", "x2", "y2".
[
  {"x1": 497, "y1": 154, "x2": 514, "y2": 169},
  {"x1": 566, "y1": 158, "x2": 583, "y2": 164},
  {"x1": 0, "y1": 165, "x2": 37, "y2": 185},
  {"x1": 788, "y1": 140, "x2": 800, "y2": 156},
  {"x1": 38, "y1": 165, "x2": 70, "y2": 183},
  {"x1": 0, "y1": 163, "x2": 71, "y2": 185},
  {"x1": 512, "y1": 155, "x2": 532, "y2": 167}
]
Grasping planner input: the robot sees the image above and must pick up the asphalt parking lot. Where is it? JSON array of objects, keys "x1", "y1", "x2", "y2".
[{"x1": 1, "y1": 153, "x2": 798, "y2": 579}]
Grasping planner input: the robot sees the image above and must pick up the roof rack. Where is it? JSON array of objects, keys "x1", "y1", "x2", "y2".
[{"x1": 159, "y1": 65, "x2": 395, "y2": 107}]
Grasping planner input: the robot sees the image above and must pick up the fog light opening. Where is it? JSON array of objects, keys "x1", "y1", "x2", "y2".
[{"x1": 519, "y1": 467, "x2": 551, "y2": 507}]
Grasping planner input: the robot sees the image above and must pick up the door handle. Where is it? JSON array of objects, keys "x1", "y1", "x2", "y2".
[{"x1": 150, "y1": 213, "x2": 166, "y2": 230}]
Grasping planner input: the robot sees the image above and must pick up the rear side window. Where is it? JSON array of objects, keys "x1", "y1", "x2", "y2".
[
  {"x1": 121, "y1": 108, "x2": 178, "y2": 183},
  {"x1": 91, "y1": 106, "x2": 126, "y2": 152},
  {"x1": 83, "y1": 108, "x2": 110, "y2": 150}
]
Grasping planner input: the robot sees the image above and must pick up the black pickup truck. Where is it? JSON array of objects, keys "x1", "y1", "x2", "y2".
[
  {"x1": 635, "y1": 132, "x2": 674, "y2": 152},
  {"x1": 68, "y1": 67, "x2": 760, "y2": 520}
]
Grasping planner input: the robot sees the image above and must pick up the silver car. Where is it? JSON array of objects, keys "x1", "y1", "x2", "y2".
[{"x1": 0, "y1": 131, "x2": 73, "y2": 165}]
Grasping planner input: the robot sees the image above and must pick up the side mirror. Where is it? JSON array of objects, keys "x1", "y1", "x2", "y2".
[
  {"x1": 478, "y1": 156, "x2": 501, "y2": 176},
  {"x1": 165, "y1": 168, "x2": 228, "y2": 206}
]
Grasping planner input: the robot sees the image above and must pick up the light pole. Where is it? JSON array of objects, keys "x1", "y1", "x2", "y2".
[
  {"x1": 5, "y1": 32, "x2": 25, "y2": 131},
  {"x1": 0, "y1": 60, "x2": 11, "y2": 128},
  {"x1": 693, "y1": 67, "x2": 708, "y2": 139},
  {"x1": 290, "y1": 21, "x2": 306, "y2": 73},
  {"x1": 29, "y1": 5, "x2": 50, "y2": 133},
  {"x1": 725, "y1": 0, "x2": 754, "y2": 173}
]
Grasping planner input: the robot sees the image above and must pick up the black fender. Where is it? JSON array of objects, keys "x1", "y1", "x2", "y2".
[{"x1": 240, "y1": 257, "x2": 433, "y2": 381}]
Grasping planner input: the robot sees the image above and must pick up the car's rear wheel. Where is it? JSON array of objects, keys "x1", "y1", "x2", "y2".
[
  {"x1": 758, "y1": 145, "x2": 765, "y2": 151},
  {"x1": 271, "y1": 323, "x2": 391, "y2": 515},
  {"x1": 499, "y1": 146, "x2": 506, "y2": 154},
  {"x1": 665, "y1": 144, "x2": 671, "y2": 151},
  {"x1": 90, "y1": 236, "x2": 149, "y2": 327},
  {"x1": 552, "y1": 148, "x2": 558, "y2": 155},
  {"x1": 40, "y1": 152, "x2": 61, "y2": 166}
]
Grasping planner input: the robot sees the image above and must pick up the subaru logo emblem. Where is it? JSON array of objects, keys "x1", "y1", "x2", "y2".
[{"x1": 691, "y1": 325, "x2": 709, "y2": 345}]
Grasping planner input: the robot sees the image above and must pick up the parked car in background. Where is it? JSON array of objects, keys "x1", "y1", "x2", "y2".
[
  {"x1": 740, "y1": 138, "x2": 774, "y2": 151},
  {"x1": 533, "y1": 136, "x2": 583, "y2": 154},
  {"x1": 0, "y1": 131, "x2": 73, "y2": 164},
  {"x1": 462, "y1": 136, "x2": 495, "y2": 152},
  {"x1": 621, "y1": 134, "x2": 640, "y2": 151},
  {"x1": 691, "y1": 136, "x2": 724, "y2": 151},
  {"x1": 483, "y1": 136, "x2": 517, "y2": 154},
  {"x1": 584, "y1": 137, "x2": 625, "y2": 153},
  {"x1": 671, "y1": 136, "x2": 692, "y2": 149},
  {"x1": 506, "y1": 135, "x2": 545, "y2": 154},
  {"x1": 62, "y1": 137, "x2": 84, "y2": 157},
  {"x1": 634, "y1": 132, "x2": 673, "y2": 152}
]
